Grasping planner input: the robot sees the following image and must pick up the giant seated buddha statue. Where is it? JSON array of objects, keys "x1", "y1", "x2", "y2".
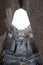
[{"x1": 2, "y1": 29, "x2": 41, "y2": 65}]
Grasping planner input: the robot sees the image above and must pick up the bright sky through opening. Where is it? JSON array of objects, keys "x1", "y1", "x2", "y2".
[{"x1": 12, "y1": 9, "x2": 30, "y2": 30}]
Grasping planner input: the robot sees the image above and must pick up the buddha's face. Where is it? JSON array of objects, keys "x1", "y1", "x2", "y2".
[{"x1": 12, "y1": 8, "x2": 30, "y2": 30}]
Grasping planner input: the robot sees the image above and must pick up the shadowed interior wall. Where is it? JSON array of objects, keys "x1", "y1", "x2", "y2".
[{"x1": 28, "y1": 0, "x2": 43, "y2": 63}]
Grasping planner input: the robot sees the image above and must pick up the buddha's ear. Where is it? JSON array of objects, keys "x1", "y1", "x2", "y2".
[{"x1": 5, "y1": 8, "x2": 12, "y2": 31}]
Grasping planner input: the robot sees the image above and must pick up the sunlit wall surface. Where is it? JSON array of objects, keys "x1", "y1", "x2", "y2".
[{"x1": 12, "y1": 8, "x2": 30, "y2": 30}]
